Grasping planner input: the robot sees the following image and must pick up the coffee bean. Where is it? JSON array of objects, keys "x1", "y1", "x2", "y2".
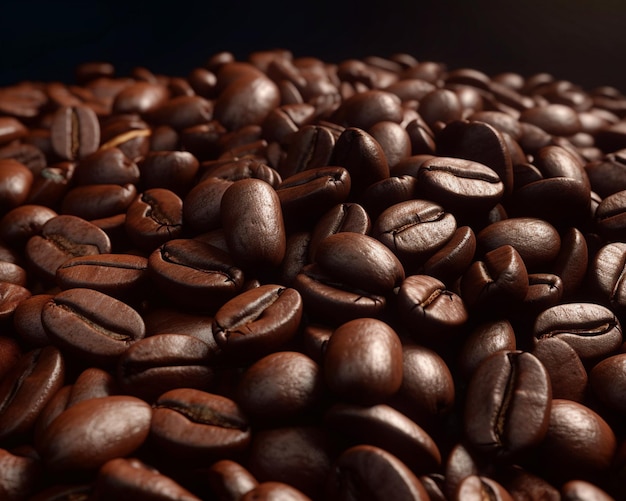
[
  {"x1": 50, "y1": 105, "x2": 100, "y2": 160},
  {"x1": 207, "y1": 459, "x2": 259, "y2": 501},
  {"x1": 0, "y1": 205, "x2": 57, "y2": 249},
  {"x1": 0, "y1": 160, "x2": 34, "y2": 212}
]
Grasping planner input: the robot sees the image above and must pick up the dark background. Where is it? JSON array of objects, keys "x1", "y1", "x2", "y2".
[{"x1": 2, "y1": 0, "x2": 626, "y2": 92}]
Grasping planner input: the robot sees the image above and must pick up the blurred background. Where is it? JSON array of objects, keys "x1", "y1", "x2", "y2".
[{"x1": 2, "y1": 0, "x2": 626, "y2": 91}]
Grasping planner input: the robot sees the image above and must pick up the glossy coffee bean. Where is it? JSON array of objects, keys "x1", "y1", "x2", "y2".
[
  {"x1": 117, "y1": 333, "x2": 215, "y2": 402},
  {"x1": 74, "y1": 147, "x2": 140, "y2": 186},
  {"x1": 50, "y1": 105, "x2": 100, "y2": 160},
  {"x1": 236, "y1": 351, "x2": 324, "y2": 423},
  {"x1": 461, "y1": 245, "x2": 529, "y2": 312},
  {"x1": 279, "y1": 124, "x2": 336, "y2": 178},
  {"x1": 207, "y1": 459, "x2": 259, "y2": 501},
  {"x1": 420, "y1": 225, "x2": 476, "y2": 286},
  {"x1": 536, "y1": 399, "x2": 616, "y2": 481},
  {"x1": 150, "y1": 388, "x2": 251, "y2": 463},
  {"x1": 0, "y1": 346, "x2": 65, "y2": 445},
  {"x1": 139, "y1": 150, "x2": 199, "y2": 196},
  {"x1": 25, "y1": 214, "x2": 111, "y2": 283},
  {"x1": 314, "y1": 232, "x2": 405, "y2": 295},
  {"x1": 221, "y1": 178, "x2": 286, "y2": 269},
  {"x1": 324, "y1": 403, "x2": 441, "y2": 474},
  {"x1": 91, "y1": 457, "x2": 202, "y2": 501},
  {"x1": 148, "y1": 238, "x2": 244, "y2": 312},
  {"x1": 61, "y1": 183, "x2": 137, "y2": 220},
  {"x1": 458, "y1": 319, "x2": 517, "y2": 379},
  {"x1": 212, "y1": 285, "x2": 302, "y2": 362},
  {"x1": 324, "y1": 318, "x2": 403, "y2": 405},
  {"x1": 464, "y1": 350, "x2": 551, "y2": 458},
  {"x1": 533, "y1": 302, "x2": 623, "y2": 360},
  {"x1": 454, "y1": 475, "x2": 514, "y2": 501},
  {"x1": 326, "y1": 444, "x2": 429, "y2": 501},
  {"x1": 41, "y1": 288, "x2": 145, "y2": 366},
  {"x1": 0, "y1": 447, "x2": 40, "y2": 500},
  {"x1": 125, "y1": 188, "x2": 184, "y2": 253},
  {"x1": 241, "y1": 482, "x2": 312, "y2": 501},
  {"x1": 37, "y1": 395, "x2": 152, "y2": 472},
  {"x1": 0, "y1": 204, "x2": 57, "y2": 249},
  {"x1": 590, "y1": 354, "x2": 626, "y2": 415},
  {"x1": 560, "y1": 480, "x2": 615, "y2": 501},
  {"x1": 373, "y1": 199, "x2": 457, "y2": 270},
  {"x1": 532, "y1": 337, "x2": 588, "y2": 402},
  {"x1": 13, "y1": 294, "x2": 54, "y2": 348}
]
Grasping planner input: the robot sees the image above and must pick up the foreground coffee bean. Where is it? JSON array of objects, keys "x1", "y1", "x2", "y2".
[
  {"x1": 464, "y1": 350, "x2": 552, "y2": 458},
  {"x1": 41, "y1": 288, "x2": 145, "y2": 366},
  {"x1": 50, "y1": 105, "x2": 100, "y2": 160}
]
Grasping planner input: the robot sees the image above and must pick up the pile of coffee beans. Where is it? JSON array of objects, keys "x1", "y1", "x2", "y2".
[{"x1": 2, "y1": 48, "x2": 626, "y2": 500}]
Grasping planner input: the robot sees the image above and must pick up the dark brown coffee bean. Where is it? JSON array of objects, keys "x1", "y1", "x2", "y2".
[
  {"x1": 519, "y1": 103, "x2": 582, "y2": 136},
  {"x1": 56, "y1": 253, "x2": 148, "y2": 300},
  {"x1": 279, "y1": 125, "x2": 336, "y2": 178},
  {"x1": 38, "y1": 395, "x2": 151, "y2": 472},
  {"x1": 461, "y1": 245, "x2": 529, "y2": 312},
  {"x1": 148, "y1": 95, "x2": 213, "y2": 130},
  {"x1": 125, "y1": 188, "x2": 184, "y2": 253},
  {"x1": 420, "y1": 225, "x2": 476, "y2": 285},
  {"x1": 464, "y1": 350, "x2": 551, "y2": 458},
  {"x1": 533, "y1": 302, "x2": 622, "y2": 360},
  {"x1": 92, "y1": 457, "x2": 202, "y2": 501},
  {"x1": 212, "y1": 285, "x2": 302, "y2": 362},
  {"x1": 417, "y1": 156, "x2": 504, "y2": 216},
  {"x1": 326, "y1": 444, "x2": 430, "y2": 501},
  {"x1": 0, "y1": 205, "x2": 57, "y2": 249},
  {"x1": 359, "y1": 175, "x2": 419, "y2": 221},
  {"x1": 41, "y1": 288, "x2": 145, "y2": 366},
  {"x1": 26, "y1": 162, "x2": 75, "y2": 209},
  {"x1": 241, "y1": 482, "x2": 312, "y2": 501},
  {"x1": 396, "y1": 274, "x2": 468, "y2": 342},
  {"x1": 454, "y1": 475, "x2": 514, "y2": 501},
  {"x1": 476, "y1": 217, "x2": 561, "y2": 270},
  {"x1": 74, "y1": 147, "x2": 140, "y2": 186},
  {"x1": 236, "y1": 351, "x2": 323, "y2": 423},
  {"x1": 552, "y1": 227, "x2": 588, "y2": 299},
  {"x1": 276, "y1": 167, "x2": 352, "y2": 230},
  {"x1": 0, "y1": 346, "x2": 65, "y2": 445},
  {"x1": 458, "y1": 320, "x2": 516, "y2": 379},
  {"x1": 143, "y1": 307, "x2": 217, "y2": 347},
  {"x1": 112, "y1": 81, "x2": 169, "y2": 114},
  {"x1": 590, "y1": 354, "x2": 626, "y2": 415},
  {"x1": 150, "y1": 388, "x2": 250, "y2": 462},
  {"x1": 148, "y1": 238, "x2": 244, "y2": 312},
  {"x1": 61, "y1": 183, "x2": 137, "y2": 220},
  {"x1": 221, "y1": 178, "x2": 286, "y2": 269},
  {"x1": 13, "y1": 294, "x2": 54, "y2": 348},
  {"x1": 0, "y1": 262, "x2": 27, "y2": 287},
  {"x1": 0, "y1": 447, "x2": 41, "y2": 500},
  {"x1": 314, "y1": 232, "x2": 404, "y2": 295},
  {"x1": 50, "y1": 105, "x2": 100, "y2": 160},
  {"x1": 0, "y1": 282, "x2": 31, "y2": 323},
  {"x1": 418, "y1": 88, "x2": 463, "y2": 129},
  {"x1": 497, "y1": 466, "x2": 561, "y2": 501},
  {"x1": 522, "y1": 272, "x2": 564, "y2": 316},
  {"x1": 308, "y1": 203, "x2": 371, "y2": 260},
  {"x1": 0, "y1": 160, "x2": 34, "y2": 212},
  {"x1": 368, "y1": 120, "x2": 411, "y2": 168},
  {"x1": 246, "y1": 426, "x2": 333, "y2": 499},
  {"x1": 324, "y1": 318, "x2": 402, "y2": 405},
  {"x1": 139, "y1": 151, "x2": 199, "y2": 196},
  {"x1": 334, "y1": 90, "x2": 403, "y2": 130},
  {"x1": 373, "y1": 199, "x2": 457, "y2": 270},
  {"x1": 560, "y1": 479, "x2": 615, "y2": 501},
  {"x1": 293, "y1": 263, "x2": 387, "y2": 324},
  {"x1": 536, "y1": 399, "x2": 616, "y2": 482},
  {"x1": 208, "y1": 459, "x2": 258, "y2": 501},
  {"x1": 117, "y1": 333, "x2": 214, "y2": 402}
]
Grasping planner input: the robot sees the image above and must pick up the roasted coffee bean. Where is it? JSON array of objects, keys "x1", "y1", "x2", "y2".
[
  {"x1": 207, "y1": 459, "x2": 259, "y2": 501},
  {"x1": 368, "y1": 120, "x2": 412, "y2": 168},
  {"x1": 313, "y1": 232, "x2": 404, "y2": 295},
  {"x1": 333, "y1": 89, "x2": 403, "y2": 130},
  {"x1": 326, "y1": 444, "x2": 429, "y2": 501},
  {"x1": 26, "y1": 162, "x2": 75, "y2": 209},
  {"x1": 464, "y1": 350, "x2": 551, "y2": 458},
  {"x1": 212, "y1": 284, "x2": 302, "y2": 362},
  {"x1": 13, "y1": 294, "x2": 54, "y2": 347},
  {"x1": 50, "y1": 105, "x2": 100, "y2": 160},
  {"x1": 323, "y1": 318, "x2": 402, "y2": 405},
  {"x1": 0, "y1": 160, "x2": 34, "y2": 212},
  {"x1": 418, "y1": 88, "x2": 463, "y2": 129},
  {"x1": 0, "y1": 282, "x2": 31, "y2": 322},
  {"x1": 325, "y1": 403, "x2": 441, "y2": 474},
  {"x1": 41, "y1": 288, "x2": 145, "y2": 366},
  {"x1": 183, "y1": 177, "x2": 233, "y2": 233},
  {"x1": 373, "y1": 199, "x2": 457, "y2": 270},
  {"x1": 519, "y1": 103, "x2": 582, "y2": 136},
  {"x1": 74, "y1": 147, "x2": 140, "y2": 186},
  {"x1": 460, "y1": 245, "x2": 529, "y2": 312},
  {"x1": 0, "y1": 447, "x2": 41, "y2": 500},
  {"x1": 332, "y1": 127, "x2": 390, "y2": 195},
  {"x1": 420, "y1": 226, "x2": 476, "y2": 286},
  {"x1": 522, "y1": 272, "x2": 564, "y2": 316},
  {"x1": 359, "y1": 175, "x2": 418, "y2": 221},
  {"x1": 533, "y1": 337, "x2": 588, "y2": 402},
  {"x1": 560, "y1": 480, "x2": 615, "y2": 501},
  {"x1": 396, "y1": 274, "x2": 468, "y2": 342},
  {"x1": 590, "y1": 353, "x2": 626, "y2": 415},
  {"x1": 139, "y1": 151, "x2": 199, "y2": 196},
  {"x1": 458, "y1": 319, "x2": 517, "y2": 379},
  {"x1": 150, "y1": 388, "x2": 251, "y2": 462},
  {"x1": 596, "y1": 189, "x2": 626, "y2": 241},
  {"x1": 112, "y1": 81, "x2": 169, "y2": 114},
  {"x1": 497, "y1": 466, "x2": 561, "y2": 501},
  {"x1": 148, "y1": 238, "x2": 244, "y2": 311},
  {"x1": 148, "y1": 95, "x2": 213, "y2": 131},
  {"x1": 221, "y1": 178, "x2": 286, "y2": 269},
  {"x1": 279, "y1": 125, "x2": 337, "y2": 178},
  {"x1": 417, "y1": 157, "x2": 504, "y2": 216},
  {"x1": 552, "y1": 227, "x2": 588, "y2": 298},
  {"x1": 117, "y1": 333, "x2": 215, "y2": 402},
  {"x1": 247, "y1": 426, "x2": 333, "y2": 499},
  {"x1": 533, "y1": 302, "x2": 623, "y2": 360},
  {"x1": 0, "y1": 204, "x2": 57, "y2": 249},
  {"x1": 476, "y1": 217, "x2": 561, "y2": 270},
  {"x1": 56, "y1": 253, "x2": 148, "y2": 300},
  {"x1": 241, "y1": 482, "x2": 312, "y2": 501},
  {"x1": 91, "y1": 457, "x2": 202, "y2": 501},
  {"x1": 25, "y1": 214, "x2": 111, "y2": 283},
  {"x1": 308, "y1": 203, "x2": 371, "y2": 260},
  {"x1": 61, "y1": 183, "x2": 137, "y2": 220},
  {"x1": 536, "y1": 399, "x2": 616, "y2": 482},
  {"x1": 236, "y1": 351, "x2": 324, "y2": 423},
  {"x1": 0, "y1": 346, "x2": 64, "y2": 445},
  {"x1": 37, "y1": 395, "x2": 151, "y2": 472},
  {"x1": 125, "y1": 188, "x2": 184, "y2": 253},
  {"x1": 454, "y1": 475, "x2": 514, "y2": 501}
]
